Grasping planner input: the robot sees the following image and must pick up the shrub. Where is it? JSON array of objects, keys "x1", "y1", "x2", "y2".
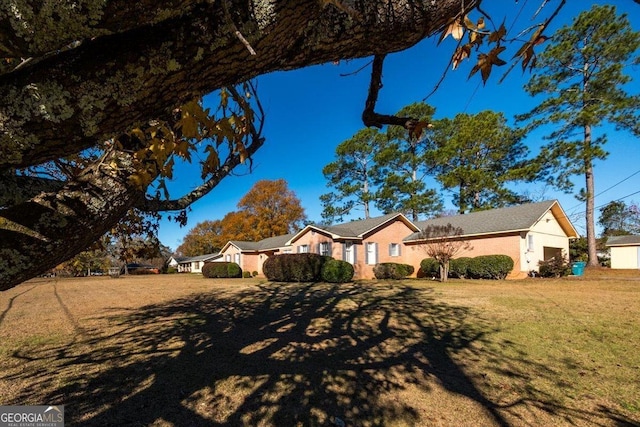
[
  {"x1": 449, "y1": 257, "x2": 472, "y2": 278},
  {"x1": 263, "y1": 253, "x2": 326, "y2": 282},
  {"x1": 166, "y1": 267, "x2": 178, "y2": 274},
  {"x1": 419, "y1": 258, "x2": 440, "y2": 278},
  {"x1": 538, "y1": 255, "x2": 571, "y2": 278},
  {"x1": 252, "y1": 271, "x2": 259, "y2": 277},
  {"x1": 374, "y1": 262, "x2": 415, "y2": 280},
  {"x1": 242, "y1": 271, "x2": 252, "y2": 278},
  {"x1": 468, "y1": 255, "x2": 514, "y2": 280},
  {"x1": 202, "y1": 262, "x2": 243, "y2": 278},
  {"x1": 321, "y1": 259, "x2": 354, "y2": 283}
]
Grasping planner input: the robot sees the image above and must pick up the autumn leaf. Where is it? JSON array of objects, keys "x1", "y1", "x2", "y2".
[
  {"x1": 201, "y1": 145, "x2": 220, "y2": 179},
  {"x1": 409, "y1": 121, "x2": 433, "y2": 140},
  {"x1": 439, "y1": 17, "x2": 465, "y2": 43},
  {"x1": 469, "y1": 46, "x2": 507, "y2": 84},
  {"x1": 489, "y1": 22, "x2": 507, "y2": 43},
  {"x1": 514, "y1": 26, "x2": 547, "y2": 71},
  {"x1": 452, "y1": 44, "x2": 471, "y2": 69}
]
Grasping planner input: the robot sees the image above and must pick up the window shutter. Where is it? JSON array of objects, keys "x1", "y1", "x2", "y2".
[
  {"x1": 398, "y1": 244, "x2": 402, "y2": 256},
  {"x1": 342, "y1": 243, "x2": 346, "y2": 261},
  {"x1": 375, "y1": 243, "x2": 379, "y2": 264},
  {"x1": 388, "y1": 243, "x2": 393, "y2": 256},
  {"x1": 328, "y1": 242, "x2": 332, "y2": 257},
  {"x1": 353, "y1": 245, "x2": 357, "y2": 263}
]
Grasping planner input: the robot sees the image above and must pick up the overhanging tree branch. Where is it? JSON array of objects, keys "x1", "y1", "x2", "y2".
[{"x1": 362, "y1": 54, "x2": 417, "y2": 130}]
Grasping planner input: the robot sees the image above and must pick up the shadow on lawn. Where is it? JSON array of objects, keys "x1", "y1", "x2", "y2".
[{"x1": 6, "y1": 282, "x2": 638, "y2": 426}]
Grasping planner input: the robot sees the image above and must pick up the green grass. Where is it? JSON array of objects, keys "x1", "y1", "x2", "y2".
[{"x1": 0, "y1": 273, "x2": 638, "y2": 426}]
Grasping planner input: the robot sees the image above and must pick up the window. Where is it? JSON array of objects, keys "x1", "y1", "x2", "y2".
[
  {"x1": 234, "y1": 253, "x2": 240, "y2": 264},
  {"x1": 319, "y1": 242, "x2": 331, "y2": 256},
  {"x1": 366, "y1": 242, "x2": 377, "y2": 265},
  {"x1": 298, "y1": 244, "x2": 309, "y2": 253},
  {"x1": 225, "y1": 254, "x2": 231, "y2": 262},
  {"x1": 527, "y1": 234, "x2": 534, "y2": 252},
  {"x1": 389, "y1": 243, "x2": 400, "y2": 257},
  {"x1": 344, "y1": 242, "x2": 355, "y2": 264}
]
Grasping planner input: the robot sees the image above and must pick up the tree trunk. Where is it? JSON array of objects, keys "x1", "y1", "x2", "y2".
[
  {"x1": 0, "y1": 151, "x2": 144, "y2": 290},
  {"x1": 584, "y1": 124, "x2": 598, "y2": 267}
]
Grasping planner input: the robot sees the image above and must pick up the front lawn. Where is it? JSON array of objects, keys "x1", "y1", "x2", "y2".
[{"x1": 0, "y1": 273, "x2": 638, "y2": 426}]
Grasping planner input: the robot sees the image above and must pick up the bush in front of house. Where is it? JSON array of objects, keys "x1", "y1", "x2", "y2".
[
  {"x1": 321, "y1": 259, "x2": 354, "y2": 283},
  {"x1": 263, "y1": 253, "x2": 327, "y2": 282},
  {"x1": 418, "y1": 258, "x2": 440, "y2": 278},
  {"x1": 242, "y1": 271, "x2": 252, "y2": 278},
  {"x1": 538, "y1": 255, "x2": 571, "y2": 278},
  {"x1": 373, "y1": 262, "x2": 415, "y2": 280},
  {"x1": 449, "y1": 257, "x2": 472, "y2": 278},
  {"x1": 467, "y1": 255, "x2": 514, "y2": 280},
  {"x1": 202, "y1": 262, "x2": 243, "y2": 278}
]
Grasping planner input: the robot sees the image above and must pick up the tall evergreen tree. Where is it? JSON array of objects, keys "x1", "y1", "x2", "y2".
[
  {"x1": 320, "y1": 128, "x2": 380, "y2": 224},
  {"x1": 598, "y1": 201, "x2": 640, "y2": 237},
  {"x1": 374, "y1": 103, "x2": 442, "y2": 221},
  {"x1": 517, "y1": 4, "x2": 640, "y2": 267},
  {"x1": 433, "y1": 110, "x2": 536, "y2": 214}
]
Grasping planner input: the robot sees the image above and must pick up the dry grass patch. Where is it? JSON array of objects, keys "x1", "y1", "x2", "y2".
[{"x1": 0, "y1": 273, "x2": 638, "y2": 426}]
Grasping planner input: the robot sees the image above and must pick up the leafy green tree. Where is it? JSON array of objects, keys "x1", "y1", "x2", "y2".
[
  {"x1": 374, "y1": 103, "x2": 442, "y2": 221},
  {"x1": 320, "y1": 128, "x2": 380, "y2": 224},
  {"x1": 599, "y1": 201, "x2": 640, "y2": 237},
  {"x1": 433, "y1": 110, "x2": 536, "y2": 213},
  {"x1": 517, "y1": 4, "x2": 640, "y2": 267}
]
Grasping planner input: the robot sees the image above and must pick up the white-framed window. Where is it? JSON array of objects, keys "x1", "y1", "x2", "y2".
[
  {"x1": 298, "y1": 244, "x2": 309, "y2": 253},
  {"x1": 225, "y1": 254, "x2": 231, "y2": 262},
  {"x1": 234, "y1": 253, "x2": 241, "y2": 264},
  {"x1": 344, "y1": 242, "x2": 355, "y2": 264},
  {"x1": 389, "y1": 243, "x2": 400, "y2": 257},
  {"x1": 366, "y1": 242, "x2": 377, "y2": 265},
  {"x1": 527, "y1": 234, "x2": 534, "y2": 252},
  {"x1": 319, "y1": 242, "x2": 331, "y2": 256}
]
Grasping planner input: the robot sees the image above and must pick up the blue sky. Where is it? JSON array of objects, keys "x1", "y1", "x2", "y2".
[{"x1": 158, "y1": 1, "x2": 640, "y2": 251}]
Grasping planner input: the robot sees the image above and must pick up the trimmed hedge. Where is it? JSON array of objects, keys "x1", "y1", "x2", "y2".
[
  {"x1": 373, "y1": 262, "x2": 415, "y2": 280},
  {"x1": 449, "y1": 257, "x2": 472, "y2": 279},
  {"x1": 467, "y1": 255, "x2": 514, "y2": 280},
  {"x1": 321, "y1": 259, "x2": 354, "y2": 283},
  {"x1": 419, "y1": 258, "x2": 439, "y2": 278},
  {"x1": 202, "y1": 262, "x2": 242, "y2": 278},
  {"x1": 263, "y1": 253, "x2": 328, "y2": 282}
]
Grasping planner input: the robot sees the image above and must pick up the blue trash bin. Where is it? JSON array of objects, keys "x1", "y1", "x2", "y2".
[{"x1": 571, "y1": 261, "x2": 586, "y2": 276}]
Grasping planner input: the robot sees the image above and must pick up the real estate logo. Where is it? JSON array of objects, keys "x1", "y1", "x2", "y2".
[{"x1": 0, "y1": 405, "x2": 64, "y2": 427}]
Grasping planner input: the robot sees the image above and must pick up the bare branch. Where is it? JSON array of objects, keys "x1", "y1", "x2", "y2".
[{"x1": 362, "y1": 55, "x2": 416, "y2": 130}]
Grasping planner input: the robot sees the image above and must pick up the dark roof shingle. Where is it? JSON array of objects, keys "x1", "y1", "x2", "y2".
[{"x1": 405, "y1": 200, "x2": 558, "y2": 241}]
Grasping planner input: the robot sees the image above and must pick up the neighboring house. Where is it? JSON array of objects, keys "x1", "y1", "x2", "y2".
[
  {"x1": 168, "y1": 253, "x2": 221, "y2": 273},
  {"x1": 287, "y1": 213, "x2": 418, "y2": 279},
  {"x1": 606, "y1": 235, "x2": 640, "y2": 269},
  {"x1": 404, "y1": 200, "x2": 579, "y2": 278},
  {"x1": 219, "y1": 234, "x2": 296, "y2": 276},
  {"x1": 207, "y1": 200, "x2": 578, "y2": 280}
]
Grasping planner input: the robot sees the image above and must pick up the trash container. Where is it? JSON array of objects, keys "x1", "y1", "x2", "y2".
[{"x1": 571, "y1": 261, "x2": 586, "y2": 276}]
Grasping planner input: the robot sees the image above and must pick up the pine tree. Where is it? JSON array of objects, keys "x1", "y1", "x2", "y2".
[
  {"x1": 433, "y1": 110, "x2": 536, "y2": 213},
  {"x1": 518, "y1": 4, "x2": 640, "y2": 267}
]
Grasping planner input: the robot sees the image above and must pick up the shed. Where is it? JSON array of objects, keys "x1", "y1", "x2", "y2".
[{"x1": 606, "y1": 235, "x2": 640, "y2": 269}]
